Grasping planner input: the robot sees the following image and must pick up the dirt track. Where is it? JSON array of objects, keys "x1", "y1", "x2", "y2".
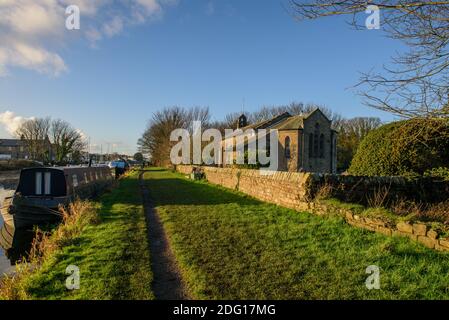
[{"x1": 139, "y1": 171, "x2": 190, "y2": 300}]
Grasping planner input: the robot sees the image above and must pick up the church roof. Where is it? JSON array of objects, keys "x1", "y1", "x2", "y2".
[
  {"x1": 238, "y1": 112, "x2": 292, "y2": 131},
  {"x1": 231, "y1": 108, "x2": 332, "y2": 133},
  {"x1": 272, "y1": 115, "x2": 305, "y2": 130}
]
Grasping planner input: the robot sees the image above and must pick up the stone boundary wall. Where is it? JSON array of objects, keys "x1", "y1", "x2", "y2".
[
  {"x1": 312, "y1": 202, "x2": 449, "y2": 252},
  {"x1": 177, "y1": 165, "x2": 449, "y2": 205},
  {"x1": 176, "y1": 165, "x2": 312, "y2": 211},
  {"x1": 175, "y1": 165, "x2": 449, "y2": 252},
  {"x1": 310, "y1": 174, "x2": 449, "y2": 205}
]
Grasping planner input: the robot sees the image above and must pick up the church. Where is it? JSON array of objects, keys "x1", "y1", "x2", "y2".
[{"x1": 222, "y1": 108, "x2": 337, "y2": 173}]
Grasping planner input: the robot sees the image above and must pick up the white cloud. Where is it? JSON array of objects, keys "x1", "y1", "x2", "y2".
[
  {"x1": 0, "y1": 0, "x2": 179, "y2": 76},
  {"x1": 85, "y1": 27, "x2": 103, "y2": 46},
  {"x1": 0, "y1": 111, "x2": 34, "y2": 136},
  {"x1": 0, "y1": 41, "x2": 67, "y2": 76},
  {"x1": 136, "y1": 0, "x2": 161, "y2": 14},
  {"x1": 60, "y1": 0, "x2": 110, "y2": 17},
  {"x1": 0, "y1": 1, "x2": 62, "y2": 37},
  {"x1": 102, "y1": 16, "x2": 124, "y2": 38}
]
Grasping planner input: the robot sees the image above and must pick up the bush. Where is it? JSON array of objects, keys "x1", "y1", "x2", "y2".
[
  {"x1": 348, "y1": 118, "x2": 449, "y2": 176},
  {"x1": 424, "y1": 167, "x2": 449, "y2": 181}
]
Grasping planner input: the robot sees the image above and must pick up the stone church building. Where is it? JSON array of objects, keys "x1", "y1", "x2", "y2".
[{"x1": 222, "y1": 108, "x2": 337, "y2": 173}]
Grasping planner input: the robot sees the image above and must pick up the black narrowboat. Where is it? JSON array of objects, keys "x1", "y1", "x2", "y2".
[{"x1": 0, "y1": 166, "x2": 113, "y2": 230}]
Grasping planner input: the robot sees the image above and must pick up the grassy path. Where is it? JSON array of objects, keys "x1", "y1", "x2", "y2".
[
  {"x1": 140, "y1": 171, "x2": 189, "y2": 299},
  {"x1": 144, "y1": 169, "x2": 449, "y2": 300},
  {"x1": 7, "y1": 171, "x2": 154, "y2": 300}
]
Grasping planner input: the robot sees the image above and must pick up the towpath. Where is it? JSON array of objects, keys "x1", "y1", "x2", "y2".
[{"x1": 139, "y1": 171, "x2": 190, "y2": 300}]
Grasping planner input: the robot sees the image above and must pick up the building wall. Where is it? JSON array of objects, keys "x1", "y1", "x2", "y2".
[
  {"x1": 218, "y1": 111, "x2": 337, "y2": 173},
  {"x1": 220, "y1": 131, "x2": 260, "y2": 167},
  {"x1": 277, "y1": 130, "x2": 300, "y2": 172},
  {"x1": 301, "y1": 111, "x2": 335, "y2": 173},
  {"x1": 0, "y1": 139, "x2": 55, "y2": 161},
  {"x1": 0, "y1": 145, "x2": 29, "y2": 159}
]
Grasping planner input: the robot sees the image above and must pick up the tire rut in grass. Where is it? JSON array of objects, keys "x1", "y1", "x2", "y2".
[{"x1": 139, "y1": 171, "x2": 190, "y2": 300}]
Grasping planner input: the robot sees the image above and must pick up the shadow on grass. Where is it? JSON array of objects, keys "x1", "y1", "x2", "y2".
[
  {"x1": 24, "y1": 174, "x2": 153, "y2": 300},
  {"x1": 143, "y1": 176, "x2": 261, "y2": 207}
]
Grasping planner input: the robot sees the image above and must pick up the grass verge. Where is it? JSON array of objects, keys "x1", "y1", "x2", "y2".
[
  {"x1": 144, "y1": 168, "x2": 449, "y2": 300},
  {"x1": 0, "y1": 171, "x2": 153, "y2": 300}
]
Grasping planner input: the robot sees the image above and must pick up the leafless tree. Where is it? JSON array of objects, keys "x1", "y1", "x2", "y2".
[
  {"x1": 334, "y1": 117, "x2": 383, "y2": 170},
  {"x1": 289, "y1": 0, "x2": 449, "y2": 118},
  {"x1": 214, "y1": 112, "x2": 242, "y2": 132},
  {"x1": 186, "y1": 106, "x2": 211, "y2": 126},
  {"x1": 16, "y1": 118, "x2": 87, "y2": 164},
  {"x1": 139, "y1": 107, "x2": 209, "y2": 166},
  {"x1": 50, "y1": 119, "x2": 87, "y2": 163},
  {"x1": 15, "y1": 118, "x2": 51, "y2": 162}
]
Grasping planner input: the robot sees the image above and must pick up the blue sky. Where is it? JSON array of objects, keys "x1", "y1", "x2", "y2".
[{"x1": 0, "y1": 0, "x2": 402, "y2": 154}]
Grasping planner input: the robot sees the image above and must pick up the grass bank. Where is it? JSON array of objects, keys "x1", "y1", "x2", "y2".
[
  {"x1": 0, "y1": 171, "x2": 153, "y2": 300},
  {"x1": 144, "y1": 169, "x2": 449, "y2": 300}
]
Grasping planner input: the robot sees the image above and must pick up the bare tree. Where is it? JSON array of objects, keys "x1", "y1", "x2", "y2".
[
  {"x1": 16, "y1": 118, "x2": 51, "y2": 162},
  {"x1": 334, "y1": 117, "x2": 383, "y2": 171},
  {"x1": 16, "y1": 118, "x2": 86, "y2": 164},
  {"x1": 213, "y1": 112, "x2": 242, "y2": 133},
  {"x1": 186, "y1": 106, "x2": 211, "y2": 127},
  {"x1": 289, "y1": 0, "x2": 449, "y2": 118},
  {"x1": 50, "y1": 119, "x2": 87, "y2": 164},
  {"x1": 138, "y1": 106, "x2": 213, "y2": 166},
  {"x1": 138, "y1": 107, "x2": 190, "y2": 166}
]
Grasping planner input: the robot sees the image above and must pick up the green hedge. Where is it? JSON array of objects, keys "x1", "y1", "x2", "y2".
[{"x1": 348, "y1": 118, "x2": 449, "y2": 176}]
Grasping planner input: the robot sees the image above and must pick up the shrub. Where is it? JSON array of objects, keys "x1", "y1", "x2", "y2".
[
  {"x1": 348, "y1": 118, "x2": 449, "y2": 176},
  {"x1": 424, "y1": 167, "x2": 449, "y2": 181}
]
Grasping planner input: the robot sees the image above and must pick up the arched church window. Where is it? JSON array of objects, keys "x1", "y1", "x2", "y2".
[
  {"x1": 285, "y1": 136, "x2": 291, "y2": 159},
  {"x1": 314, "y1": 123, "x2": 320, "y2": 157},
  {"x1": 319, "y1": 134, "x2": 325, "y2": 158},
  {"x1": 309, "y1": 133, "x2": 313, "y2": 158}
]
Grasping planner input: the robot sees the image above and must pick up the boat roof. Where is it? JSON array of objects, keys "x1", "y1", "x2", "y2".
[{"x1": 20, "y1": 165, "x2": 109, "y2": 172}]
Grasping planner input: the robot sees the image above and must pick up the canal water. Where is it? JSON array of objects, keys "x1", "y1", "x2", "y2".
[
  {"x1": 0, "y1": 185, "x2": 16, "y2": 276},
  {"x1": 0, "y1": 171, "x2": 21, "y2": 276}
]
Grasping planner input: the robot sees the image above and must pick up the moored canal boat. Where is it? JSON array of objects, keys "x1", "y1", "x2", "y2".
[{"x1": 0, "y1": 166, "x2": 113, "y2": 230}]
